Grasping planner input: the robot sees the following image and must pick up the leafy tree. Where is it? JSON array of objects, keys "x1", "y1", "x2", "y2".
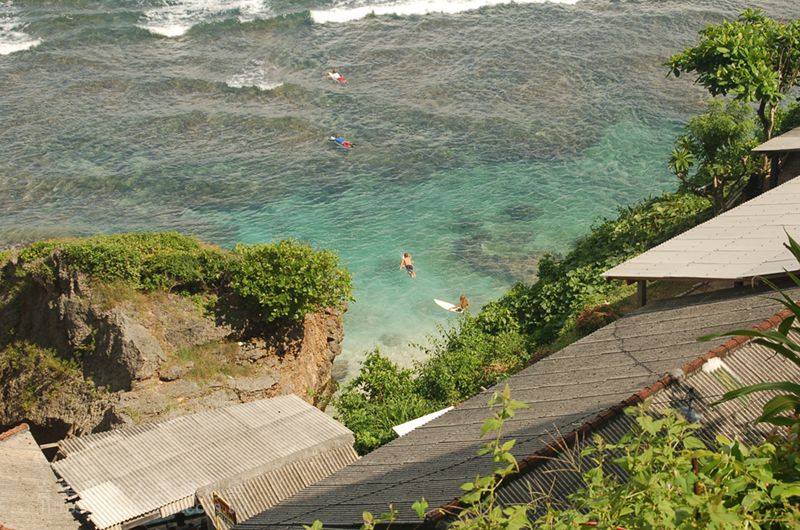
[
  {"x1": 665, "y1": 9, "x2": 800, "y2": 142},
  {"x1": 669, "y1": 100, "x2": 760, "y2": 215}
]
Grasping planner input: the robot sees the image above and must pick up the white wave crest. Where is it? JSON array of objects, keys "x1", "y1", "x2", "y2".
[
  {"x1": 0, "y1": 2, "x2": 41, "y2": 55},
  {"x1": 226, "y1": 60, "x2": 283, "y2": 91},
  {"x1": 137, "y1": 0, "x2": 272, "y2": 38},
  {"x1": 311, "y1": 0, "x2": 578, "y2": 24}
]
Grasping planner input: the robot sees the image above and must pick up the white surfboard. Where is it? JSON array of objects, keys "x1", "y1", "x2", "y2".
[{"x1": 434, "y1": 299, "x2": 463, "y2": 313}]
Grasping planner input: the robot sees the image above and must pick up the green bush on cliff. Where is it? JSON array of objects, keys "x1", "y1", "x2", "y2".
[
  {"x1": 229, "y1": 239, "x2": 354, "y2": 323},
  {"x1": 335, "y1": 350, "x2": 439, "y2": 454},
  {"x1": 0, "y1": 341, "x2": 83, "y2": 412},
  {"x1": 5, "y1": 232, "x2": 353, "y2": 324}
]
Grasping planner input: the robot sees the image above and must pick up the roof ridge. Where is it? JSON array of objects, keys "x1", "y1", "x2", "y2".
[
  {"x1": 429, "y1": 306, "x2": 794, "y2": 523},
  {"x1": 0, "y1": 423, "x2": 29, "y2": 443}
]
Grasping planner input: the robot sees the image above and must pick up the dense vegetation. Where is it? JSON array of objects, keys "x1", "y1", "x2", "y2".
[{"x1": 2, "y1": 232, "x2": 354, "y2": 324}]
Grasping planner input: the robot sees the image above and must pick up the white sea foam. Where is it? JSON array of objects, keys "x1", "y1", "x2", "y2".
[
  {"x1": 311, "y1": 0, "x2": 578, "y2": 24},
  {"x1": 226, "y1": 60, "x2": 284, "y2": 90},
  {"x1": 0, "y1": 2, "x2": 41, "y2": 55},
  {"x1": 137, "y1": 0, "x2": 272, "y2": 38}
]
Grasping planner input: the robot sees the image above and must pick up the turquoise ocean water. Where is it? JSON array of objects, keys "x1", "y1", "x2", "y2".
[{"x1": 3, "y1": 0, "x2": 800, "y2": 378}]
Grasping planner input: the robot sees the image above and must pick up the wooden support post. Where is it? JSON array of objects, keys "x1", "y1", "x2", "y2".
[
  {"x1": 765, "y1": 153, "x2": 779, "y2": 191},
  {"x1": 637, "y1": 280, "x2": 647, "y2": 307}
]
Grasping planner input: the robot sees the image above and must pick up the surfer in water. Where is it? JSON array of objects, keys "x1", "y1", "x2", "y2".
[
  {"x1": 400, "y1": 253, "x2": 416, "y2": 278},
  {"x1": 323, "y1": 69, "x2": 346, "y2": 83},
  {"x1": 453, "y1": 295, "x2": 469, "y2": 313},
  {"x1": 329, "y1": 134, "x2": 354, "y2": 148}
]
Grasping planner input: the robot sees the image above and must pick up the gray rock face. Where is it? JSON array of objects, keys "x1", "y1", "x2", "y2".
[
  {"x1": 90, "y1": 309, "x2": 166, "y2": 391},
  {"x1": 0, "y1": 254, "x2": 348, "y2": 443}
]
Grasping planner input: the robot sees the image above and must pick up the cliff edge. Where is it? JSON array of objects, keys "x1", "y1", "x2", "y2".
[{"x1": 0, "y1": 239, "x2": 348, "y2": 443}]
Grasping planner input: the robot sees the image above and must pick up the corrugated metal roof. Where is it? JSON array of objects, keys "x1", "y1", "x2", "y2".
[
  {"x1": 236, "y1": 285, "x2": 800, "y2": 530},
  {"x1": 196, "y1": 444, "x2": 358, "y2": 530},
  {"x1": 602, "y1": 177, "x2": 800, "y2": 282},
  {"x1": 0, "y1": 425, "x2": 83, "y2": 530},
  {"x1": 753, "y1": 126, "x2": 800, "y2": 152},
  {"x1": 52, "y1": 395, "x2": 354, "y2": 530},
  {"x1": 488, "y1": 328, "x2": 800, "y2": 519}
]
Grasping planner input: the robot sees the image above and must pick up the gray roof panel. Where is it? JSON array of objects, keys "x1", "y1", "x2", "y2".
[
  {"x1": 602, "y1": 178, "x2": 800, "y2": 282},
  {"x1": 0, "y1": 425, "x2": 83, "y2": 530},
  {"x1": 753, "y1": 126, "x2": 800, "y2": 152}
]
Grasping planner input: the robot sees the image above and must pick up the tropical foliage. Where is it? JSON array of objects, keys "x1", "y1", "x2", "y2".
[
  {"x1": 665, "y1": 9, "x2": 800, "y2": 141},
  {"x1": 229, "y1": 239, "x2": 354, "y2": 322},
  {"x1": 669, "y1": 100, "x2": 760, "y2": 215},
  {"x1": 335, "y1": 316, "x2": 528, "y2": 455},
  {"x1": 697, "y1": 234, "x2": 800, "y2": 428}
]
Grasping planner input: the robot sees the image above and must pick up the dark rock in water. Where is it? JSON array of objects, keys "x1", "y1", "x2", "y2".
[
  {"x1": 451, "y1": 220, "x2": 485, "y2": 233},
  {"x1": 503, "y1": 204, "x2": 543, "y2": 221},
  {"x1": 332, "y1": 359, "x2": 349, "y2": 382},
  {"x1": 452, "y1": 232, "x2": 543, "y2": 284},
  {"x1": 380, "y1": 333, "x2": 404, "y2": 348}
]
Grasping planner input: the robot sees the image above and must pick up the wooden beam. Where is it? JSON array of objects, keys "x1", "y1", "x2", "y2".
[
  {"x1": 766, "y1": 153, "x2": 779, "y2": 191},
  {"x1": 637, "y1": 280, "x2": 647, "y2": 307}
]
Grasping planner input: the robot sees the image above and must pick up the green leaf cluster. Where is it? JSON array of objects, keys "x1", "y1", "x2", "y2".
[
  {"x1": 228, "y1": 239, "x2": 354, "y2": 322},
  {"x1": 334, "y1": 349, "x2": 440, "y2": 454},
  {"x1": 0, "y1": 341, "x2": 83, "y2": 412},
  {"x1": 668, "y1": 100, "x2": 760, "y2": 215},
  {"x1": 697, "y1": 233, "x2": 800, "y2": 428},
  {"x1": 537, "y1": 405, "x2": 800, "y2": 530},
  {"x1": 447, "y1": 385, "x2": 531, "y2": 530},
  {"x1": 665, "y1": 9, "x2": 800, "y2": 140}
]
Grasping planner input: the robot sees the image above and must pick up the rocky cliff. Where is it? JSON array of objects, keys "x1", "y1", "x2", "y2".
[{"x1": 0, "y1": 250, "x2": 346, "y2": 443}]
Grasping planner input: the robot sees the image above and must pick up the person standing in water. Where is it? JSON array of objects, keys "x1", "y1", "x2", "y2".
[
  {"x1": 400, "y1": 253, "x2": 416, "y2": 278},
  {"x1": 453, "y1": 295, "x2": 469, "y2": 313}
]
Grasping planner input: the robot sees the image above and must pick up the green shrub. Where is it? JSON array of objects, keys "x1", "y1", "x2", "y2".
[
  {"x1": 229, "y1": 239, "x2": 354, "y2": 322},
  {"x1": 334, "y1": 350, "x2": 437, "y2": 455},
  {"x1": 18, "y1": 240, "x2": 61, "y2": 262},
  {"x1": 336, "y1": 319, "x2": 528, "y2": 454},
  {"x1": 62, "y1": 240, "x2": 143, "y2": 284},
  {"x1": 1, "y1": 341, "x2": 82, "y2": 411},
  {"x1": 140, "y1": 251, "x2": 202, "y2": 291},
  {"x1": 536, "y1": 405, "x2": 800, "y2": 530},
  {"x1": 414, "y1": 316, "x2": 528, "y2": 406}
]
